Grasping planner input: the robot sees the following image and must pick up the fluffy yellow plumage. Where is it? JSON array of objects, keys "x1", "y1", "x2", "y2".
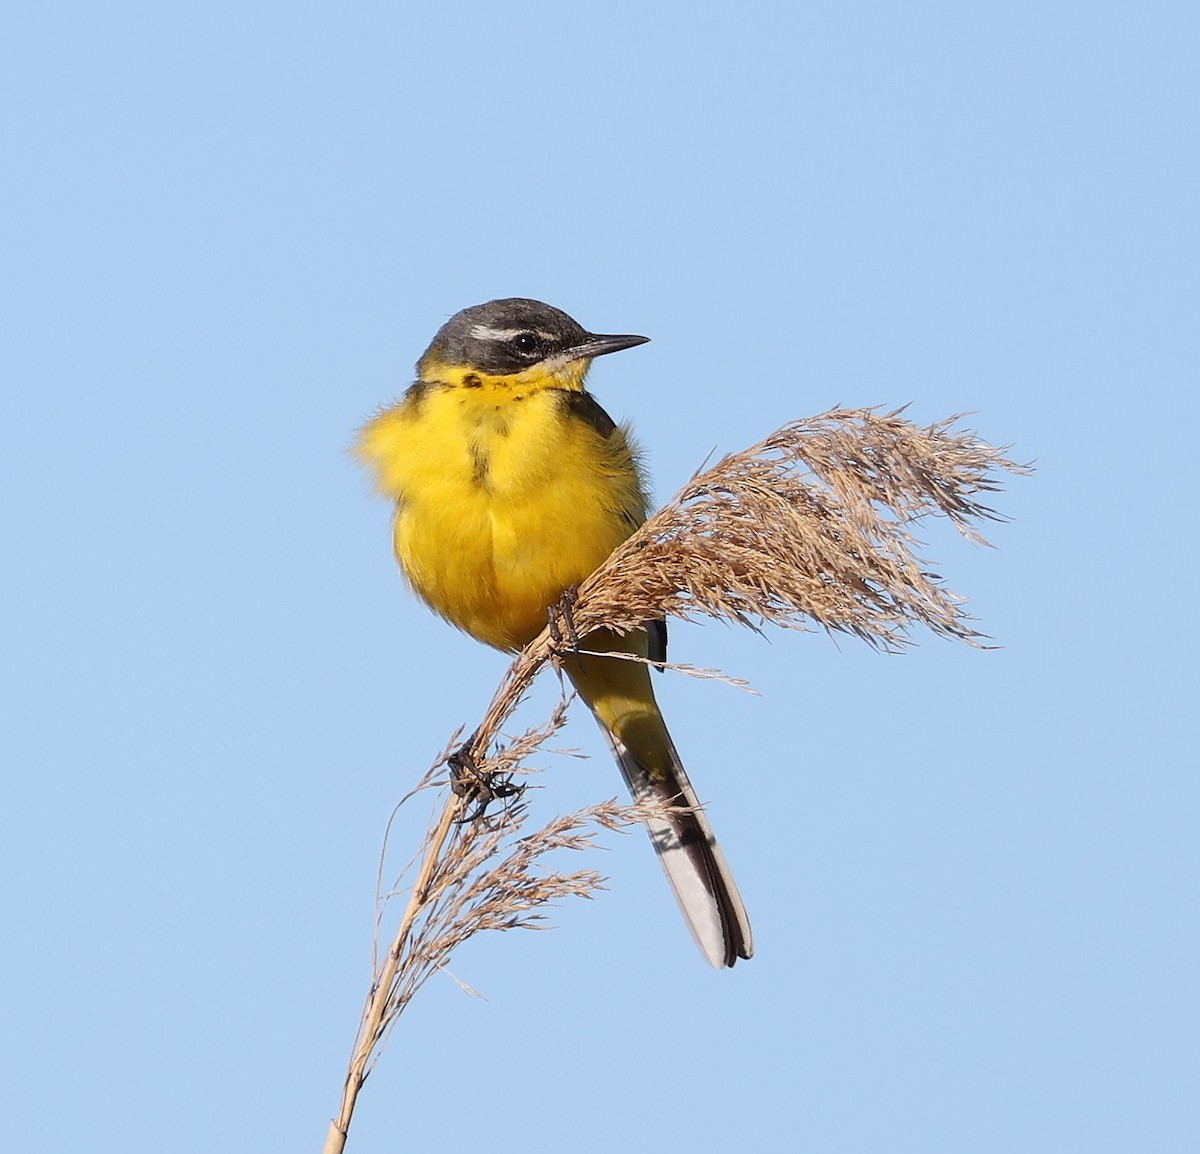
[{"x1": 357, "y1": 374, "x2": 645, "y2": 651}]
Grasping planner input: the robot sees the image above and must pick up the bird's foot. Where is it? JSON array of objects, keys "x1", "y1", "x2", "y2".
[
  {"x1": 448, "y1": 741, "x2": 522, "y2": 821},
  {"x1": 547, "y1": 584, "x2": 581, "y2": 653}
]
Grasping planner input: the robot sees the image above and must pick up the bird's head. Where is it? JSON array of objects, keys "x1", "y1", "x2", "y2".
[{"x1": 416, "y1": 298, "x2": 649, "y2": 391}]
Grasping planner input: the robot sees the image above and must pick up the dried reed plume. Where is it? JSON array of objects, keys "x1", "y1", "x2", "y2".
[{"x1": 322, "y1": 407, "x2": 1028, "y2": 1152}]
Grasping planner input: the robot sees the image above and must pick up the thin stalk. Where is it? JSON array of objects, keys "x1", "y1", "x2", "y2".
[{"x1": 322, "y1": 793, "x2": 462, "y2": 1154}]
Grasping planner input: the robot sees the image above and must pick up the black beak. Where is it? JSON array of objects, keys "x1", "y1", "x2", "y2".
[{"x1": 566, "y1": 332, "x2": 651, "y2": 362}]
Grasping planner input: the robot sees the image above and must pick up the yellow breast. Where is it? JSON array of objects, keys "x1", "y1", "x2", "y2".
[{"x1": 356, "y1": 377, "x2": 647, "y2": 650}]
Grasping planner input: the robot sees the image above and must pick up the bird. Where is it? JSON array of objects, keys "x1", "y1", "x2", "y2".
[{"x1": 355, "y1": 298, "x2": 752, "y2": 967}]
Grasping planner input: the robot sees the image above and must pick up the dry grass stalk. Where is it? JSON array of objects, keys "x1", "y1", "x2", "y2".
[
  {"x1": 572, "y1": 407, "x2": 1028, "y2": 650},
  {"x1": 323, "y1": 407, "x2": 1028, "y2": 1152},
  {"x1": 323, "y1": 708, "x2": 672, "y2": 1154}
]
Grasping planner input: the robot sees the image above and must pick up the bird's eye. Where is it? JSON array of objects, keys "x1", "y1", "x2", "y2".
[{"x1": 512, "y1": 332, "x2": 541, "y2": 357}]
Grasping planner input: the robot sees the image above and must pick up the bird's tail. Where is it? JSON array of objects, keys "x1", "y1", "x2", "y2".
[
  {"x1": 562, "y1": 631, "x2": 753, "y2": 967},
  {"x1": 600, "y1": 722, "x2": 753, "y2": 967}
]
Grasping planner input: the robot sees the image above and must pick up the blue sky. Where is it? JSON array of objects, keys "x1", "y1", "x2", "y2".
[{"x1": 2, "y1": 1, "x2": 1197, "y2": 1151}]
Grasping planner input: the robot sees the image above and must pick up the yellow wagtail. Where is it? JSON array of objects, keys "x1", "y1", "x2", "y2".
[{"x1": 356, "y1": 298, "x2": 752, "y2": 966}]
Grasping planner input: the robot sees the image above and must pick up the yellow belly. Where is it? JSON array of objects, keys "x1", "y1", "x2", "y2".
[{"x1": 358, "y1": 381, "x2": 647, "y2": 651}]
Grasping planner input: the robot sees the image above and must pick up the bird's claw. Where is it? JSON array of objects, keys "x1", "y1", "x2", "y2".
[
  {"x1": 547, "y1": 585, "x2": 581, "y2": 653},
  {"x1": 448, "y1": 742, "x2": 523, "y2": 821}
]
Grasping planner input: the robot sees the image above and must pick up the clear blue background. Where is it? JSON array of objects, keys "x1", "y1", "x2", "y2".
[{"x1": 3, "y1": 2, "x2": 1196, "y2": 1151}]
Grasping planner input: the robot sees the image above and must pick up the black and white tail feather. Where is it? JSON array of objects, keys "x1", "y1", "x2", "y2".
[{"x1": 599, "y1": 728, "x2": 753, "y2": 968}]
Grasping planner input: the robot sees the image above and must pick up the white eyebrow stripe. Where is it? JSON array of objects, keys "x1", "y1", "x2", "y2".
[{"x1": 467, "y1": 324, "x2": 557, "y2": 342}]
